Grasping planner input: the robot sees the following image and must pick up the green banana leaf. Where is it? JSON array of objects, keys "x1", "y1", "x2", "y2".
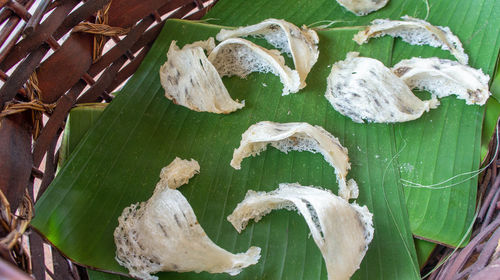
[
  {"x1": 58, "y1": 105, "x2": 434, "y2": 278},
  {"x1": 63, "y1": 105, "x2": 437, "y2": 280},
  {"x1": 414, "y1": 239, "x2": 436, "y2": 269},
  {"x1": 61, "y1": 107, "x2": 442, "y2": 280},
  {"x1": 31, "y1": 0, "x2": 499, "y2": 279},
  {"x1": 483, "y1": 66, "x2": 500, "y2": 159},
  {"x1": 58, "y1": 104, "x2": 108, "y2": 171},
  {"x1": 33, "y1": 20, "x2": 420, "y2": 279},
  {"x1": 206, "y1": 0, "x2": 500, "y2": 247},
  {"x1": 57, "y1": 105, "x2": 124, "y2": 280},
  {"x1": 87, "y1": 269, "x2": 131, "y2": 280}
]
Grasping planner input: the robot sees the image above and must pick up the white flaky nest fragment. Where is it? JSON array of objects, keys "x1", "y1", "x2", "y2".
[
  {"x1": 159, "y1": 39, "x2": 244, "y2": 114},
  {"x1": 336, "y1": 0, "x2": 389, "y2": 16},
  {"x1": 228, "y1": 183, "x2": 374, "y2": 280},
  {"x1": 230, "y1": 121, "x2": 358, "y2": 200},
  {"x1": 353, "y1": 16, "x2": 469, "y2": 64},
  {"x1": 392, "y1": 57, "x2": 490, "y2": 105},
  {"x1": 208, "y1": 38, "x2": 301, "y2": 95},
  {"x1": 114, "y1": 158, "x2": 261, "y2": 280},
  {"x1": 216, "y1": 19, "x2": 319, "y2": 88},
  {"x1": 325, "y1": 52, "x2": 439, "y2": 123}
]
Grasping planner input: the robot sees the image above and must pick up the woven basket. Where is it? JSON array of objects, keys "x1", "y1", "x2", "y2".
[
  {"x1": 0, "y1": 0, "x2": 498, "y2": 279},
  {"x1": 0, "y1": 0, "x2": 215, "y2": 278}
]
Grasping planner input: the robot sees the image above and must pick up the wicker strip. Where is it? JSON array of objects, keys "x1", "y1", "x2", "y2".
[
  {"x1": 0, "y1": 0, "x2": 80, "y2": 72},
  {"x1": 0, "y1": 190, "x2": 33, "y2": 250},
  {"x1": 23, "y1": 0, "x2": 51, "y2": 35},
  {"x1": 0, "y1": 99, "x2": 55, "y2": 118},
  {"x1": 0, "y1": 188, "x2": 32, "y2": 272},
  {"x1": 72, "y1": 22, "x2": 129, "y2": 37},
  {"x1": 96, "y1": 0, "x2": 116, "y2": 61},
  {"x1": 0, "y1": 73, "x2": 55, "y2": 138},
  {"x1": 0, "y1": 0, "x2": 216, "y2": 278},
  {"x1": 72, "y1": 0, "x2": 130, "y2": 62}
]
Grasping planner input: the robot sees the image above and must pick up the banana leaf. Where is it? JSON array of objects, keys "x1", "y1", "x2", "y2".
[
  {"x1": 483, "y1": 67, "x2": 500, "y2": 159},
  {"x1": 32, "y1": 19, "x2": 420, "y2": 279},
  {"x1": 58, "y1": 105, "x2": 435, "y2": 278},
  {"x1": 58, "y1": 104, "x2": 108, "y2": 171},
  {"x1": 415, "y1": 240, "x2": 436, "y2": 269},
  {"x1": 32, "y1": 0, "x2": 499, "y2": 278},
  {"x1": 206, "y1": 0, "x2": 500, "y2": 247},
  {"x1": 87, "y1": 269, "x2": 131, "y2": 280}
]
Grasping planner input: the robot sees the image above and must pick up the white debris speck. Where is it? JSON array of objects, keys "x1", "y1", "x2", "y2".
[
  {"x1": 357, "y1": 146, "x2": 362, "y2": 152},
  {"x1": 399, "y1": 163, "x2": 415, "y2": 173},
  {"x1": 262, "y1": 83, "x2": 267, "y2": 87},
  {"x1": 287, "y1": 110, "x2": 291, "y2": 115},
  {"x1": 375, "y1": 154, "x2": 380, "y2": 159}
]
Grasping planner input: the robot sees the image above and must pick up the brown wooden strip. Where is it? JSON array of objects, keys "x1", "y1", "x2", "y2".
[
  {"x1": 31, "y1": 167, "x2": 44, "y2": 179},
  {"x1": 0, "y1": 15, "x2": 22, "y2": 47},
  {"x1": 0, "y1": 257, "x2": 33, "y2": 280},
  {"x1": 194, "y1": 0, "x2": 204, "y2": 10},
  {"x1": 152, "y1": 10, "x2": 162, "y2": 22},
  {"x1": 185, "y1": 2, "x2": 215, "y2": 20},
  {"x1": 0, "y1": 245, "x2": 15, "y2": 265},
  {"x1": 108, "y1": 0, "x2": 189, "y2": 28},
  {"x1": 29, "y1": 230, "x2": 46, "y2": 280},
  {"x1": 0, "y1": 44, "x2": 49, "y2": 110},
  {"x1": 0, "y1": 21, "x2": 25, "y2": 64},
  {"x1": 24, "y1": 0, "x2": 52, "y2": 35},
  {"x1": 0, "y1": 5, "x2": 13, "y2": 24},
  {"x1": 36, "y1": 33, "x2": 93, "y2": 103},
  {"x1": 46, "y1": 35, "x2": 61, "y2": 50},
  {"x1": 52, "y1": 247, "x2": 74, "y2": 280},
  {"x1": 77, "y1": 55, "x2": 127, "y2": 103},
  {"x1": 469, "y1": 258, "x2": 500, "y2": 280},
  {"x1": 0, "y1": 0, "x2": 32, "y2": 24},
  {"x1": 37, "y1": 131, "x2": 59, "y2": 201},
  {"x1": 6, "y1": 0, "x2": 31, "y2": 21},
  {"x1": 157, "y1": 0, "x2": 195, "y2": 15},
  {"x1": 482, "y1": 185, "x2": 500, "y2": 230},
  {"x1": 106, "y1": 45, "x2": 150, "y2": 93},
  {"x1": 0, "y1": 113, "x2": 33, "y2": 211},
  {"x1": 442, "y1": 216, "x2": 500, "y2": 280},
  {"x1": 169, "y1": 2, "x2": 198, "y2": 21},
  {"x1": 466, "y1": 226, "x2": 500, "y2": 276},
  {"x1": 32, "y1": 81, "x2": 85, "y2": 167},
  {"x1": 0, "y1": 0, "x2": 80, "y2": 71},
  {"x1": 88, "y1": 15, "x2": 155, "y2": 76},
  {"x1": 75, "y1": 264, "x2": 87, "y2": 280},
  {"x1": 53, "y1": 0, "x2": 110, "y2": 39},
  {"x1": 479, "y1": 176, "x2": 500, "y2": 221},
  {"x1": 129, "y1": 22, "x2": 164, "y2": 54}
]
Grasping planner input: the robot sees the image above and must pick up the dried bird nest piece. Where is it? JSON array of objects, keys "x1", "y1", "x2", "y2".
[
  {"x1": 228, "y1": 183, "x2": 374, "y2": 280},
  {"x1": 325, "y1": 52, "x2": 439, "y2": 123},
  {"x1": 114, "y1": 158, "x2": 261, "y2": 280},
  {"x1": 159, "y1": 39, "x2": 244, "y2": 114},
  {"x1": 353, "y1": 16, "x2": 469, "y2": 64},
  {"x1": 392, "y1": 57, "x2": 490, "y2": 105},
  {"x1": 216, "y1": 18, "x2": 319, "y2": 88},
  {"x1": 336, "y1": 0, "x2": 389, "y2": 16},
  {"x1": 208, "y1": 38, "x2": 301, "y2": 95},
  {"x1": 230, "y1": 121, "x2": 358, "y2": 200}
]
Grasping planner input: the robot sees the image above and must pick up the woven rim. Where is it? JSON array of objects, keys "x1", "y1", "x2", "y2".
[
  {"x1": 0, "y1": 0, "x2": 216, "y2": 278},
  {"x1": 0, "y1": 0, "x2": 498, "y2": 279}
]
